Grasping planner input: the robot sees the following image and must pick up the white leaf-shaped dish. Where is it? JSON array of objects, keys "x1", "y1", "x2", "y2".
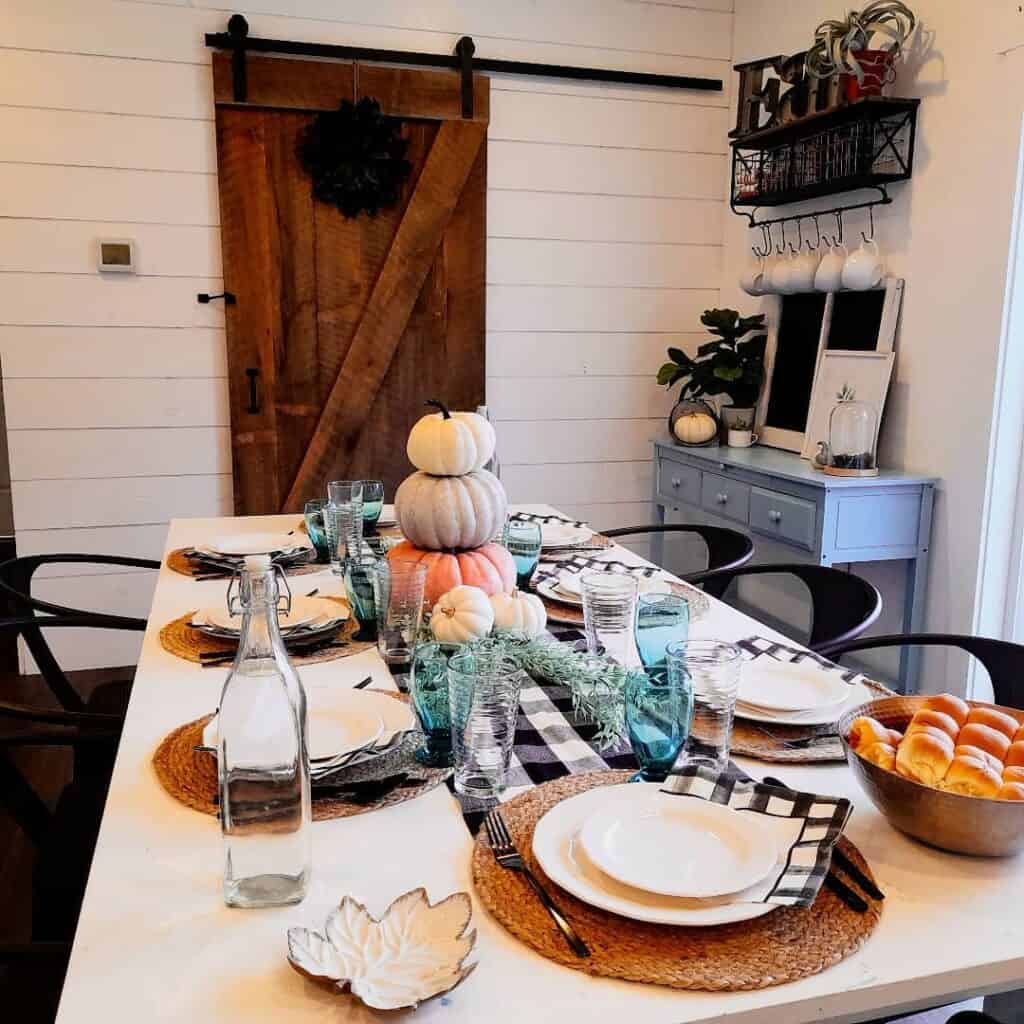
[{"x1": 287, "y1": 888, "x2": 477, "y2": 1011}]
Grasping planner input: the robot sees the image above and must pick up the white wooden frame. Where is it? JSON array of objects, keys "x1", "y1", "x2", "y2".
[
  {"x1": 756, "y1": 277, "x2": 904, "y2": 453},
  {"x1": 800, "y1": 349, "x2": 896, "y2": 460}
]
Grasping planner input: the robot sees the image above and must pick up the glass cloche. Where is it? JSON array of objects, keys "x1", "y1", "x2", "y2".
[{"x1": 824, "y1": 386, "x2": 879, "y2": 477}]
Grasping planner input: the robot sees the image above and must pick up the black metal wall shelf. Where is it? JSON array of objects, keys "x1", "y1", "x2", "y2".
[{"x1": 730, "y1": 96, "x2": 918, "y2": 224}]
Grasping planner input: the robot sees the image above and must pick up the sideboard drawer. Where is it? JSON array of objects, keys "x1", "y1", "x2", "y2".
[
  {"x1": 701, "y1": 472, "x2": 750, "y2": 524},
  {"x1": 750, "y1": 487, "x2": 817, "y2": 550},
  {"x1": 657, "y1": 459, "x2": 701, "y2": 506}
]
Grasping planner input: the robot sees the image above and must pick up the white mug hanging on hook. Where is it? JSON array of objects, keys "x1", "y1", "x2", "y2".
[
  {"x1": 842, "y1": 207, "x2": 886, "y2": 290},
  {"x1": 739, "y1": 253, "x2": 766, "y2": 296},
  {"x1": 788, "y1": 241, "x2": 821, "y2": 293},
  {"x1": 815, "y1": 240, "x2": 849, "y2": 292}
]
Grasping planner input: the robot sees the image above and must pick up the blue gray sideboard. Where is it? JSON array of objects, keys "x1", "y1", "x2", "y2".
[{"x1": 651, "y1": 438, "x2": 935, "y2": 691}]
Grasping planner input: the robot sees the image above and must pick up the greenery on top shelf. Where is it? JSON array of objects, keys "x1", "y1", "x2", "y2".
[{"x1": 657, "y1": 308, "x2": 768, "y2": 410}]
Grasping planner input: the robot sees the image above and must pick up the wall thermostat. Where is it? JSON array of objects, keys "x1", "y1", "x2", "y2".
[{"x1": 98, "y1": 239, "x2": 135, "y2": 273}]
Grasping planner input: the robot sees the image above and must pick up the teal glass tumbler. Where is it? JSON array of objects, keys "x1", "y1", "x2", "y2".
[
  {"x1": 501, "y1": 518, "x2": 543, "y2": 589},
  {"x1": 624, "y1": 668, "x2": 694, "y2": 783},
  {"x1": 359, "y1": 479, "x2": 384, "y2": 530},
  {"x1": 410, "y1": 641, "x2": 455, "y2": 767},
  {"x1": 303, "y1": 499, "x2": 330, "y2": 564},
  {"x1": 634, "y1": 592, "x2": 689, "y2": 671},
  {"x1": 343, "y1": 552, "x2": 379, "y2": 642}
]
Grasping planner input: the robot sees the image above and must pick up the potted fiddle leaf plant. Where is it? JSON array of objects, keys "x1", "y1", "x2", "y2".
[{"x1": 657, "y1": 309, "x2": 767, "y2": 447}]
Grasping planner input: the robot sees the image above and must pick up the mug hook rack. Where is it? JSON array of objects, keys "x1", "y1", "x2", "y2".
[{"x1": 737, "y1": 184, "x2": 892, "y2": 237}]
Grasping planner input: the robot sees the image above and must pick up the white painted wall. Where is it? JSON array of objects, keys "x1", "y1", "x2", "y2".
[
  {"x1": 0, "y1": 0, "x2": 731, "y2": 669},
  {"x1": 721, "y1": 0, "x2": 1024, "y2": 691}
]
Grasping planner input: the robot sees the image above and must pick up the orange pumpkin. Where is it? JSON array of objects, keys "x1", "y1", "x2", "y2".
[{"x1": 387, "y1": 541, "x2": 516, "y2": 606}]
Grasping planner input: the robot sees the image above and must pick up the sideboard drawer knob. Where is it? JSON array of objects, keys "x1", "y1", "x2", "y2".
[
  {"x1": 717, "y1": 492, "x2": 728, "y2": 504},
  {"x1": 769, "y1": 509, "x2": 782, "y2": 523},
  {"x1": 671, "y1": 477, "x2": 681, "y2": 488}
]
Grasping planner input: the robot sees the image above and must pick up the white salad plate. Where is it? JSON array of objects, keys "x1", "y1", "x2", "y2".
[
  {"x1": 735, "y1": 679, "x2": 875, "y2": 726},
  {"x1": 540, "y1": 523, "x2": 594, "y2": 549},
  {"x1": 198, "y1": 596, "x2": 344, "y2": 634},
  {"x1": 577, "y1": 790, "x2": 779, "y2": 899},
  {"x1": 737, "y1": 659, "x2": 853, "y2": 713},
  {"x1": 532, "y1": 784, "x2": 776, "y2": 927},
  {"x1": 205, "y1": 532, "x2": 307, "y2": 557},
  {"x1": 555, "y1": 571, "x2": 672, "y2": 600},
  {"x1": 203, "y1": 687, "x2": 414, "y2": 763}
]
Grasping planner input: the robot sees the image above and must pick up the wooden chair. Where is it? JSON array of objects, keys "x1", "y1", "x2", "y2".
[
  {"x1": 599, "y1": 524, "x2": 754, "y2": 575},
  {"x1": 818, "y1": 634, "x2": 1024, "y2": 708},
  {"x1": 685, "y1": 563, "x2": 882, "y2": 650}
]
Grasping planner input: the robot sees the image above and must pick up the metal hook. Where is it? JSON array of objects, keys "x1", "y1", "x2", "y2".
[
  {"x1": 760, "y1": 223, "x2": 770, "y2": 258},
  {"x1": 862, "y1": 204, "x2": 875, "y2": 243},
  {"x1": 776, "y1": 220, "x2": 786, "y2": 255},
  {"x1": 835, "y1": 210, "x2": 844, "y2": 246},
  {"x1": 812, "y1": 215, "x2": 821, "y2": 250},
  {"x1": 796, "y1": 218, "x2": 805, "y2": 252}
]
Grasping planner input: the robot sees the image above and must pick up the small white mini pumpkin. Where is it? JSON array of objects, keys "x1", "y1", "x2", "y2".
[
  {"x1": 489, "y1": 589, "x2": 547, "y2": 638},
  {"x1": 430, "y1": 585, "x2": 494, "y2": 644},
  {"x1": 407, "y1": 400, "x2": 496, "y2": 476},
  {"x1": 673, "y1": 411, "x2": 717, "y2": 446}
]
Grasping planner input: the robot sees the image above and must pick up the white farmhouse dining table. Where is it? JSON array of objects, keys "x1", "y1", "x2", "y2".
[{"x1": 54, "y1": 507, "x2": 1023, "y2": 1024}]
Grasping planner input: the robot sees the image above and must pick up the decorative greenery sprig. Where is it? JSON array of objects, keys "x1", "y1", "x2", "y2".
[{"x1": 657, "y1": 309, "x2": 768, "y2": 410}]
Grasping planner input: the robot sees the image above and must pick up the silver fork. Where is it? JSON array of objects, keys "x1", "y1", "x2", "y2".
[{"x1": 483, "y1": 808, "x2": 590, "y2": 958}]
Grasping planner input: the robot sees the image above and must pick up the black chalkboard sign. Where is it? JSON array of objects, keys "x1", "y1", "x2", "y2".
[
  {"x1": 764, "y1": 293, "x2": 827, "y2": 433},
  {"x1": 827, "y1": 290, "x2": 886, "y2": 351}
]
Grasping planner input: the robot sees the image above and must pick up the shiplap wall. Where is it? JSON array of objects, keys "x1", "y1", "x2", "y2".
[{"x1": 0, "y1": 0, "x2": 731, "y2": 669}]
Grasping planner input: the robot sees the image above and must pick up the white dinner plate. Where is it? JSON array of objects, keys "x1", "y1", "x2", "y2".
[
  {"x1": 737, "y1": 659, "x2": 853, "y2": 713},
  {"x1": 735, "y1": 679, "x2": 875, "y2": 726},
  {"x1": 206, "y1": 532, "x2": 307, "y2": 557},
  {"x1": 534, "y1": 578, "x2": 584, "y2": 607},
  {"x1": 532, "y1": 785, "x2": 776, "y2": 927},
  {"x1": 540, "y1": 523, "x2": 593, "y2": 549},
  {"x1": 578, "y1": 790, "x2": 778, "y2": 899},
  {"x1": 203, "y1": 687, "x2": 412, "y2": 762},
  {"x1": 200, "y1": 596, "x2": 345, "y2": 634},
  {"x1": 556, "y1": 571, "x2": 672, "y2": 600}
]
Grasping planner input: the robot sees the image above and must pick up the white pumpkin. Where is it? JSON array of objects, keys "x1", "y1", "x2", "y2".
[
  {"x1": 395, "y1": 469, "x2": 507, "y2": 551},
  {"x1": 673, "y1": 411, "x2": 717, "y2": 445},
  {"x1": 490, "y1": 589, "x2": 547, "y2": 638},
  {"x1": 407, "y1": 400, "x2": 496, "y2": 476},
  {"x1": 430, "y1": 585, "x2": 494, "y2": 644}
]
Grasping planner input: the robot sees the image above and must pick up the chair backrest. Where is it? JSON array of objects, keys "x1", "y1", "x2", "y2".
[
  {"x1": 818, "y1": 633, "x2": 1024, "y2": 709},
  {"x1": 599, "y1": 524, "x2": 755, "y2": 575},
  {"x1": 685, "y1": 562, "x2": 882, "y2": 649}
]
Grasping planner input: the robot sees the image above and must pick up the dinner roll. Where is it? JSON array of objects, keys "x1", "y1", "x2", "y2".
[
  {"x1": 941, "y1": 755, "x2": 1002, "y2": 797},
  {"x1": 886, "y1": 728, "x2": 903, "y2": 745},
  {"x1": 895, "y1": 729, "x2": 954, "y2": 786},
  {"x1": 922, "y1": 693, "x2": 970, "y2": 727},
  {"x1": 906, "y1": 708, "x2": 959, "y2": 741},
  {"x1": 1005, "y1": 741, "x2": 1024, "y2": 767},
  {"x1": 997, "y1": 782, "x2": 1024, "y2": 801},
  {"x1": 860, "y1": 742, "x2": 897, "y2": 771},
  {"x1": 1004, "y1": 765, "x2": 1024, "y2": 784},
  {"x1": 1014, "y1": 724, "x2": 1024, "y2": 744},
  {"x1": 847, "y1": 716, "x2": 892, "y2": 751},
  {"x1": 955, "y1": 744, "x2": 1003, "y2": 774},
  {"x1": 957, "y1": 722, "x2": 1011, "y2": 761},
  {"x1": 966, "y1": 707, "x2": 1019, "y2": 740}
]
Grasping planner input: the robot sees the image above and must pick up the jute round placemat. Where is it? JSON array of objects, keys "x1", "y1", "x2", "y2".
[
  {"x1": 471, "y1": 771, "x2": 882, "y2": 991},
  {"x1": 165, "y1": 547, "x2": 323, "y2": 579},
  {"x1": 158, "y1": 603, "x2": 375, "y2": 667},
  {"x1": 731, "y1": 678, "x2": 894, "y2": 764},
  {"x1": 152, "y1": 696, "x2": 449, "y2": 822}
]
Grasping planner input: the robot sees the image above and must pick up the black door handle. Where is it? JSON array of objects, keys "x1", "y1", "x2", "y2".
[{"x1": 245, "y1": 368, "x2": 260, "y2": 414}]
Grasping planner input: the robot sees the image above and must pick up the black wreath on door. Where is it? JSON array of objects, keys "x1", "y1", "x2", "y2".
[{"x1": 297, "y1": 97, "x2": 412, "y2": 218}]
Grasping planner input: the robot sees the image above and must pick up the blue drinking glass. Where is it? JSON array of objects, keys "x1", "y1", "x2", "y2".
[
  {"x1": 634, "y1": 592, "x2": 689, "y2": 671},
  {"x1": 343, "y1": 551, "x2": 379, "y2": 642},
  {"x1": 501, "y1": 518, "x2": 542, "y2": 589},
  {"x1": 410, "y1": 642, "x2": 455, "y2": 767},
  {"x1": 624, "y1": 668, "x2": 694, "y2": 783},
  {"x1": 303, "y1": 499, "x2": 330, "y2": 563},
  {"x1": 359, "y1": 480, "x2": 384, "y2": 531}
]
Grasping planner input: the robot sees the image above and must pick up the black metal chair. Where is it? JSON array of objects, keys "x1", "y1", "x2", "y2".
[
  {"x1": 818, "y1": 633, "x2": 1024, "y2": 709},
  {"x1": 600, "y1": 524, "x2": 754, "y2": 575},
  {"x1": 0, "y1": 614, "x2": 146, "y2": 1014},
  {"x1": 685, "y1": 563, "x2": 882, "y2": 650}
]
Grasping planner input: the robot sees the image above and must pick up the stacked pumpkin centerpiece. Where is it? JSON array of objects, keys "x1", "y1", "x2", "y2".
[{"x1": 388, "y1": 402, "x2": 546, "y2": 643}]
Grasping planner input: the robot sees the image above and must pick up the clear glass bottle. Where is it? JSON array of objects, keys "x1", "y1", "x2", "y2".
[{"x1": 219, "y1": 554, "x2": 311, "y2": 908}]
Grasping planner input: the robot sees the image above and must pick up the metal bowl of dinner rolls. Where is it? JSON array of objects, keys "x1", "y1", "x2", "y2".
[{"x1": 839, "y1": 694, "x2": 1024, "y2": 857}]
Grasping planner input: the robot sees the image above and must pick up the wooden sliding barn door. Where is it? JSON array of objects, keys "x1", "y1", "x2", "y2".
[{"x1": 212, "y1": 55, "x2": 488, "y2": 513}]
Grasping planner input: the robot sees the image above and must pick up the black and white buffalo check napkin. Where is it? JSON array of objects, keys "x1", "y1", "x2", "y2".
[
  {"x1": 533, "y1": 553, "x2": 662, "y2": 590},
  {"x1": 661, "y1": 766, "x2": 853, "y2": 907},
  {"x1": 508, "y1": 511, "x2": 588, "y2": 528},
  {"x1": 736, "y1": 635, "x2": 866, "y2": 686}
]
